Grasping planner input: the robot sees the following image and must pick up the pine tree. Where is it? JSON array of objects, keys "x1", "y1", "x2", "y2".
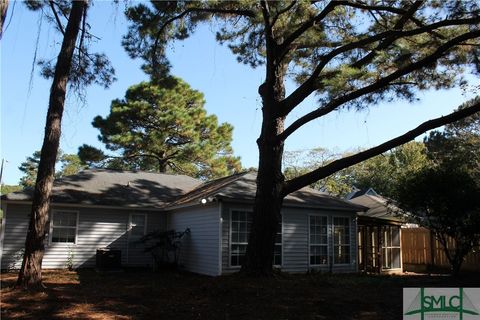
[
  {"x1": 123, "y1": 0, "x2": 480, "y2": 275},
  {"x1": 80, "y1": 78, "x2": 241, "y2": 180},
  {"x1": 17, "y1": 0, "x2": 114, "y2": 288}
]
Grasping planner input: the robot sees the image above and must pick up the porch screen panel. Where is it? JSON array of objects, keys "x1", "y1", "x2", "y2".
[
  {"x1": 382, "y1": 226, "x2": 401, "y2": 269},
  {"x1": 358, "y1": 227, "x2": 363, "y2": 267},
  {"x1": 333, "y1": 217, "x2": 351, "y2": 264}
]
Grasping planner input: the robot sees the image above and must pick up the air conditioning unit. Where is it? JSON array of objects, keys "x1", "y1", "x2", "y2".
[{"x1": 96, "y1": 247, "x2": 121, "y2": 272}]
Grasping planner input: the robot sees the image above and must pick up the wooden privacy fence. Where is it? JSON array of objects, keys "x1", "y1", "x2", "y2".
[{"x1": 402, "y1": 227, "x2": 480, "y2": 273}]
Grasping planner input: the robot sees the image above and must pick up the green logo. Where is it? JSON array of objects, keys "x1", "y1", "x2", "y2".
[{"x1": 404, "y1": 288, "x2": 480, "y2": 320}]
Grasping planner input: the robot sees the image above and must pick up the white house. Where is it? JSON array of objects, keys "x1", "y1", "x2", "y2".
[{"x1": 1, "y1": 169, "x2": 365, "y2": 276}]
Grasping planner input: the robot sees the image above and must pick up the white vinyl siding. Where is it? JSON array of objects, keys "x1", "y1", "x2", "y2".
[
  {"x1": 1, "y1": 204, "x2": 166, "y2": 269},
  {"x1": 221, "y1": 203, "x2": 357, "y2": 274},
  {"x1": 167, "y1": 204, "x2": 220, "y2": 276}
]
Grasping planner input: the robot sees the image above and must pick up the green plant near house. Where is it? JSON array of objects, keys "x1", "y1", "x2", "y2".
[
  {"x1": 66, "y1": 248, "x2": 75, "y2": 271},
  {"x1": 137, "y1": 228, "x2": 190, "y2": 270},
  {"x1": 7, "y1": 248, "x2": 25, "y2": 271}
]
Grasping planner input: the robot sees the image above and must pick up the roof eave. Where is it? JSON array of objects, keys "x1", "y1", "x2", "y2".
[{"x1": 1, "y1": 199, "x2": 167, "y2": 212}]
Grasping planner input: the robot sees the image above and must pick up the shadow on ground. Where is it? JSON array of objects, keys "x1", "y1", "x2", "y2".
[{"x1": 2, "y1": 269, "x2": 479, "y2": 320}]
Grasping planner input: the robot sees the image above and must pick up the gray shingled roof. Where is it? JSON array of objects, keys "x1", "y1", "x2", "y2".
[
  {"x1": 169, "y1": 171, "x2": 365, "y2": 212},
  {"x1": 1, "y1": 169, "x2": 202, "y2": 209},
  {"x1": 3, "y1": 169, "x2": 365, "y2": 212},
  {"x1": 349, "y1": 194, "x2": 404, "y2": 222}
]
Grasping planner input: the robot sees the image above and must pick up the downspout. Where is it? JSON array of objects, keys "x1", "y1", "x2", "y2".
[{"x1": 218, "y1": 200, "x2": 223, "y2": 276}]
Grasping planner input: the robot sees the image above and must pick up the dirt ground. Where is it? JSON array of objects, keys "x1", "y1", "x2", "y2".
[{"x1": 1, "y1": 269, "x2": 479, "y2": 320}]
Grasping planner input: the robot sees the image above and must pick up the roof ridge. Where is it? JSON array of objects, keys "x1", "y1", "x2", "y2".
[
  {"x1": 166, "y1": 171, "x2": 251, "y2": 207},
  {"x1": 75, "y1": 168, "x2": 200, "y2": 179}
]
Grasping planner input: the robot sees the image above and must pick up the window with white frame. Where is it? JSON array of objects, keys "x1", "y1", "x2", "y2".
[
  {"x1": 129, "y1": 213, "x2": 146, "y2": 239},
  {"x1": 51, "y1": 210, "x2": 78, "y2": 243},
  {"x1": 382, "y1": 226, "x2": 401, "y2": 269},
  {"x1": 230, "y1": 210, "x2": 252, "y2": 267},
  {"x1": 230, "y1": 210, "x2": 282, "y2": 267},
  {"x1": 309, "y1": 215, "x2": 328, "y2": 265},
  {"x1": 274, "y1": 217, "x2": 282, "y2": 266},
  {"x1": 333, "y1": 217, "x2": 350, "y2": 264}
]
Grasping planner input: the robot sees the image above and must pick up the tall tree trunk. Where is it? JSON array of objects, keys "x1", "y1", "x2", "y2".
[
  {"x1": 243, "y1": 61, "x2": 287, "y2": 276},
  {"x1": 0, "y1": 0, "x2": 8, "y2": 39},
  {"x1": 16, "y1": 0, "x2": 86, "y2": 289}
]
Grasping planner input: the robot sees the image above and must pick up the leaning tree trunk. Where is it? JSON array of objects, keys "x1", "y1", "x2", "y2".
[{"x1": 17, "y1": 0, "x2": 86, "y2": 289}]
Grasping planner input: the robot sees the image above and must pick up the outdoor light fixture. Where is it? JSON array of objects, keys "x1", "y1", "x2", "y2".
[{"x1": 200, "y1": 198, "x2": 207, "y2": 204}]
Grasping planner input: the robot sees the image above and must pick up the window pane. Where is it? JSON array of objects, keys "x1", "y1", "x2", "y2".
[
  {"x1": 66, "y1": 228, "x2": 76, "y2": 242},
  {"x1": 384, "y1": 228, "x2": 392, "y2": 247},
  {"x1": 321, "y1": 235, "x2": 327, "y2": 244},
  {"x1": 52, "y1": 227, "x2": 75, "y2": 243},
  {"x1": 392, "y1": 248, "x2": 401, "y2": 268},
  {"x1": 310, "y1": 245, "x2": 328, "y2": 265},
  {"x1": 232, "y1": 211, "x2": 239, "y2": 221},
  {"x1": 231, "y1": 211, "x2": 254, "y2": 266},
  {"x1": 392, "y1": 227, "x2": 400, "y2": 247},
  {"x1": 53, "y1": 212, "x2": 77, "y2": 227},
  {"x1": 231, "y1": 244, "x2": 240, "y2": 254},
  {"x1": 239, "y1": 232, "x2": 247, "y2": 243},
  {"x1": 51, "y1": 212, "x2": 77, "y2": 243},
  {"x1": 383, "y1": 248, "x2": 390, "y2": 268},
  {"x1": 240, "y1": 222, "x2": 247, "y2": 232},
  {"x1": 334, "y1": 245, "x2": 350, "y2": 264}
]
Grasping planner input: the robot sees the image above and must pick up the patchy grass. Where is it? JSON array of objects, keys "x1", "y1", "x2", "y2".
[{"x1": 1, "y1": 269, "x2": 479, "y2": 320}]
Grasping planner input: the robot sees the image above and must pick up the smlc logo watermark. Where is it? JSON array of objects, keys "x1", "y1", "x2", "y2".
[{"x1": 404, "y1": 288, "x2": 480, "y2": 320}]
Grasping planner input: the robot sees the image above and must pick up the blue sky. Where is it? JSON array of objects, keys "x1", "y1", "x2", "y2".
[{"x1": 1, "y1": 2, "x2": 477, "y2": 185}]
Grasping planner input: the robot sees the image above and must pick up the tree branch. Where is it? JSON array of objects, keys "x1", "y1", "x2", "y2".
[
  {"x1": 278, "y1": 17, "x2": 480, "y2": 117},
  {"x1": 78, "y1": 3, "x2": 87, "y2": 65},
  {"x1": 281, "y1": 100, "x2": 480, "y2": 196},
  {"x1": 49, "y1": 0, "x2": 65, "y2": 35},
  {"x1": 150, "y1": 6, "x2": 256, "y2": 72},
  {"x1": 278, "y1": 29, "x2": 480, "y2": 141},
  {"x1": 351, "y1": 0, "x2": 424, "y2": 69},
  {"x1": 271, "y1": 1, "x2": 297, "y2": 27},
  {"x1": 278, "y1": 0, "x2": 340, "y2": 56},
  {"x1": 278, "y1": 0, "x2": 414, "y2": 58}
]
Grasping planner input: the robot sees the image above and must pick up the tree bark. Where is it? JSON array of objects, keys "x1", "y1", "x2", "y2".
[
  {"x1": 242, "y1": 86, "x2": 286, "y2": 275},
  {"x1": 242, "y1": 14, "x2": 287, "y2": 273},
  {"x1": 16, "y1": 0, "x2": 86, "y2": 289}
]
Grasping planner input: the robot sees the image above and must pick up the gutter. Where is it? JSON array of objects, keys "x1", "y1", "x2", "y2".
[{"x1": 0, "y1": 200, "x2": 167, "y2": 212}]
